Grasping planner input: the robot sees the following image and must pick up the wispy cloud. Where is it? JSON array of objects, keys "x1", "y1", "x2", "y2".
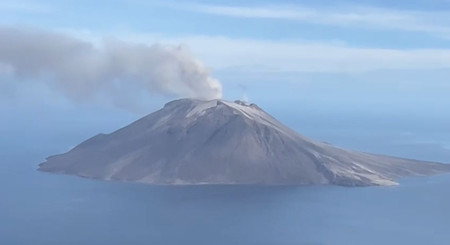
[
  {"x1": 107, "y1": 32, "x2": 450, "y2": 73},
  {"x1": 173, "y1": 2, "x2": 450, "y2": 37},
  {"x1": 0, "y1": 1, "x2": 51, "y2": 14}
]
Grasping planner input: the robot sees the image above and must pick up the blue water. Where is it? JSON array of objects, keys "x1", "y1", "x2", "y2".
[
  {"x1": 1, "y1": 148, "x2": 450, "y2": 245},
  {"x1": 1, "y1": 111, "x2": 450, "y2": 245}
]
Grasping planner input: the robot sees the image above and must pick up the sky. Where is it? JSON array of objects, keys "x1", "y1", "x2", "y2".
[
  {"x1": 2, "y1": 5, "x2": 450, "y2": 245},
  {"x1": 1, "y1": 0, "x2": 450, "y2": 156}
]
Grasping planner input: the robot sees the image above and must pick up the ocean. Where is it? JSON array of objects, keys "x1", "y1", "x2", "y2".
[{"x1": 1, "y1": 110, "x2": 450, "y2": 245}]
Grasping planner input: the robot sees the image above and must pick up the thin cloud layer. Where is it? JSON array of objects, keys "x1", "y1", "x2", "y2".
[
  {"x1": 175, "y1": 3, "x2": 450, "y2": 37},
  {"x1": 129, "y1": 35, "x2": 450, "y2": 73},
  {"x1": 0, "y1": 27, "x2": 222, "y2": 109}
]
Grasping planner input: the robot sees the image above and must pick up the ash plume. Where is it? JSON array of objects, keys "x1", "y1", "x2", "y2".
[{"x1": 0, "y1": 27, "x2": 222, "y2": 108}]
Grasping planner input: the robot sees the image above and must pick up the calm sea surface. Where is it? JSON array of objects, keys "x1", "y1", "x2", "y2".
[{"x1": 1, "y1": 114, "x2": 450, "y2": 245}]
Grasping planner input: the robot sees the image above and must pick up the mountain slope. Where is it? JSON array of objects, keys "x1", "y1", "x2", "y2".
[{"x1": 38, "y1": 99, "x2": 450, "y2": 186}]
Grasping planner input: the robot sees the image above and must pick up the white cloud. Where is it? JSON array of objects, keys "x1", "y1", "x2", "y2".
[
  {"x1": 171, "y1": 2, "x2": 450, "y2": 37},
  {"x1": 95, "y1": 32, "x2": 450, "y2": 73}
]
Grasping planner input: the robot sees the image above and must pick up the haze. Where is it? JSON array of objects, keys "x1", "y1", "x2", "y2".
[{"x1": 1, "y1": 0, "x2": 450, "y2": 245}]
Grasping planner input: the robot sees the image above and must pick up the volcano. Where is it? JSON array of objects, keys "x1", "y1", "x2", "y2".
[{"x1": 39, "y1": 99, "x2": 450, "y2": 186}]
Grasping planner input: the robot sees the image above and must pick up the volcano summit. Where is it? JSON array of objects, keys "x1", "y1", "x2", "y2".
[{"x1": 39, "y1": 99, "x2": 450, "y2": 186}]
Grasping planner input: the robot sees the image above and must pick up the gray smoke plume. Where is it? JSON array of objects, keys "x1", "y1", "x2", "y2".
[{"x1": 0, "y1": 27, "x2": 222, "y2": 108}]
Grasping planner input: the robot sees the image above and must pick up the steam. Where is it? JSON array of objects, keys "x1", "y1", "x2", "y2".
[
  {"x1": 0, "y1": 27, "x2": 222, "y2": 108},
  {"x1": 238, "y1": 83, "x2": 250, "y2": 102}
]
